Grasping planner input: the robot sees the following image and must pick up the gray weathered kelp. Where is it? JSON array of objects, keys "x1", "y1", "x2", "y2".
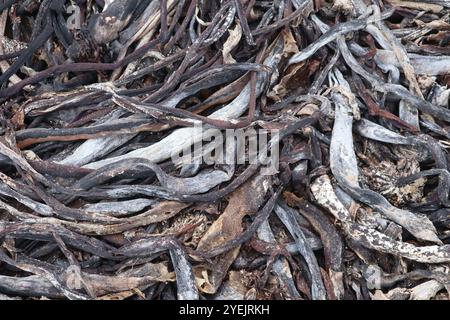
[{"x1": 0, "y1": 0, "x2": 450, "y2": 300}]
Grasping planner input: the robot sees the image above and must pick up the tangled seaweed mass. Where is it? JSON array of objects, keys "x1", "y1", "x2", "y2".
[{"x1": 0, "y1": 0, "x2": 449, "y2": 300}]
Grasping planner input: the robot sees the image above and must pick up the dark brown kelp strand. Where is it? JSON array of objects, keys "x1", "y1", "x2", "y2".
[{"x1": 0, "y1": 0, "x2": 450, "y2": 301}]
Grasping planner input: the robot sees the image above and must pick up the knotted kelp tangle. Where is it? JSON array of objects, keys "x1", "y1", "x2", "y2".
[{"x1": 0, "y1": 0, "x2": 449, "y2": 300}]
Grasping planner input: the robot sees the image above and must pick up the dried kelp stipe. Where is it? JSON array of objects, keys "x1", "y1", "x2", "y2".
[{"x1": 0, "y1": 0, "x2": 450, "y2": 301}]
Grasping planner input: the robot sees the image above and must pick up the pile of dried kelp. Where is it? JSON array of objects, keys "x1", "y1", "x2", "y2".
[{"x1": 0, "y1": 0, "x2": 449, "y2": 300}]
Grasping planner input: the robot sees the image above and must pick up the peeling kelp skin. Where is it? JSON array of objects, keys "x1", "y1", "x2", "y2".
[{"x1": 0, "y1": 0, "x2": 450, "y2": 301}]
